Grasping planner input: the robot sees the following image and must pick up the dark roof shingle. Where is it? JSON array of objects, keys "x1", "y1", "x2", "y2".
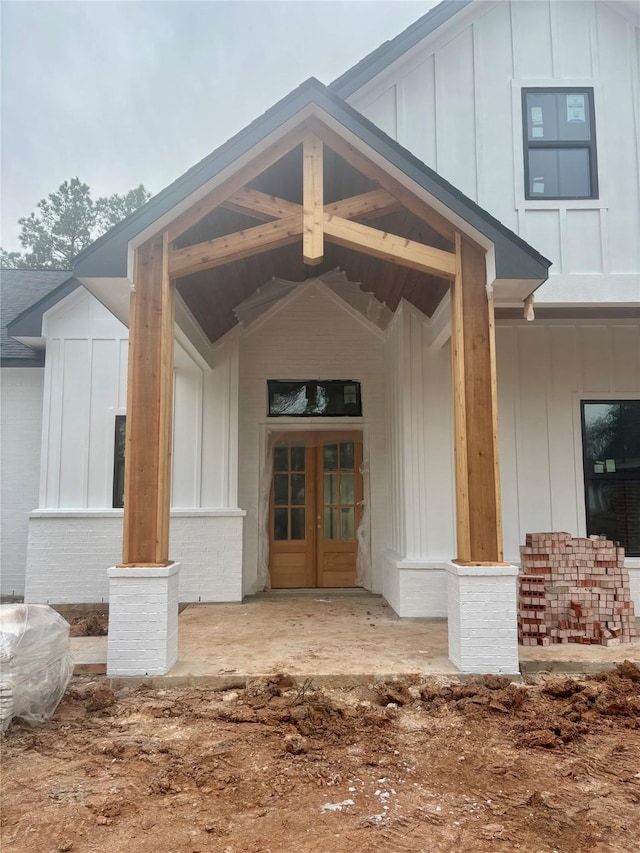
[{"x1": 1, "y1": 269, "x2": 73, "y2": 364}]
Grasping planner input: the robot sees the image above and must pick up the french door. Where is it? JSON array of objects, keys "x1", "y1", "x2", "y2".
[{"x1": 268, "y1": 432, "x2": 363, "y2": 588}]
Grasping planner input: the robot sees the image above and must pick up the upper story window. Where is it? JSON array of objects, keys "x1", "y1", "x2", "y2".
[{"x1": 522, "y1": 88, "x2": 598, "y2": 200}]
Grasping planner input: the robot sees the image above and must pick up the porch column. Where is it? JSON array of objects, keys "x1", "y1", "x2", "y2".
[
  {"x1": 446, "y1": 233, "x2": 518, "y2": 674},
  {"x1": 107, "y1": 233, "x2": 181, "y2": 677}
]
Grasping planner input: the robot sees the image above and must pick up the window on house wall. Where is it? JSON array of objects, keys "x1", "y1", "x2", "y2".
[
  {"x1": 581, "y1": 401, "x2": 640, "y2": 556},
  {"x1": 522, "y1": 88, "x2": 598, "y2": 200},
  {"x1": 113, "y1": 415, "x2": 126, "y2": 509},
  {"x1": 267, "y1": 380, "x2": 362, "y2": 417}
]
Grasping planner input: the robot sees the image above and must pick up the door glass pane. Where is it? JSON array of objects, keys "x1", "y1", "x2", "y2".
[
  {"x1": 324, "y1": 507, "x2": 338, "y2": 539},
  {"x1": 290, "y1": 445, "x2": 305, "y2": 471},
  {"x1": 340, "y1": 473, "x2": 355, "y2": 505},
  {"x1": 274, "y1": 446, "x2": 289, "y2": 471},
  {"x1": 290, "y1": 508, "x2": 305, "y2": 540},
  {"x1": 290, "y1": 474, "x2": 305, "y2": 505},
  {"x1": 274, "y1": 508, "x2": 288, "y2": 540},
  {"x1": 274, "y1": 474, "x2": 288, "y2": 505},
  {"x1": 324, "y1": 473, "x2": 338, "y2": 505},
  {"x1": 340, "y1": 441, "x2": 354, "y2": 470},
  {"x1": 323, "y1": 444, "x2": 338, "y2": 470},
  {"x1": 341, "y1": 507, "x2": 355, "y2": 539}
]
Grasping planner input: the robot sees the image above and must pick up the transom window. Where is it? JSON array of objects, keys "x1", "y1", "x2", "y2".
[
  {"x1": 267, "y1": 380, "x2": 362, "y2": 417},
  {"x1": 522, "y1": 88, "x2": 598, "y2": 200},
  {"x1": 581, "y1": 401, "x2": 640, "y2": 556}
]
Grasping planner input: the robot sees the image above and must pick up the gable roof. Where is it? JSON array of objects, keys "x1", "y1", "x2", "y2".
[
  {"x1": 1, "y1": 269, "x2": 79, "y2": 366},
  {"x1": 74, "y1": 77, "x2": 549, "y2": 294},
  {"x1": 330, "y1": 0, "x2": 472, "y2": 99}
]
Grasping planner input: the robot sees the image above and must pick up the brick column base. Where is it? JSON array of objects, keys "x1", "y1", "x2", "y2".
[
  {"x1": 446, "y1": 562, "x2": 519, "y2": 675},
  {"x1": 107, "y1": 563, "x2": 180, "y2": 676}
]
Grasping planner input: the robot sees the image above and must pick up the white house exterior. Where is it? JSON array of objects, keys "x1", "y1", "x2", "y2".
[{"x1": 2, "y1": 0, "x2": 638, "y2": 675}]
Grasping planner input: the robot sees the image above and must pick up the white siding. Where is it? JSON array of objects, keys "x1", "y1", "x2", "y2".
[
  {"x1": 496, "y1": 319, "x2": 640, "y2": 561},
  {"x1": 350, "y1": 0, "x2": 640, "y2": 305},
  {"x1": 0, "y1": 368, "x2": 43, "y2": 596},
  {"x1": 38, "y1": 288, "x2": 238, "y2": 512},
  {"x1": 237, "y1": 283, "x2": 388, "y2": 595}
]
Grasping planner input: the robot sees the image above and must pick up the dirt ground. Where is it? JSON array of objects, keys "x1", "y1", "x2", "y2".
[{"x1": 2, "y1": 664, "x2": 639, "y2": 853}]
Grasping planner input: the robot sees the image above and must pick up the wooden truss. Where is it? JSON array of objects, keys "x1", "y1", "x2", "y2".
[{"x1": 123, "y1": 128, "x2": 504, "y2": 568}]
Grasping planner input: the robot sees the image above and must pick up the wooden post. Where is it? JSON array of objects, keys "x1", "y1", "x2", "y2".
[
  {"x1": 303, "y1": 135, "x2": 323, "y2": 265},
  {"x1": 450, "y1": 234, "x2": 504, "y2": 564},
  {"x1": 121, "y1": 232, "x2": 175, "y2": 566}
]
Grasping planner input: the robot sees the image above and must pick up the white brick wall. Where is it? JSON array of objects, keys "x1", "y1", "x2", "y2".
[
  {"x1": 383, "y1": 552, "x2": 448, "y2": 617},
  {"x1": 107, "y1": 563, "x2": 180, "y2": 676},
  {"x1": 446, "y1": 563, "x2": 520, "y2": 674},
  {"x1": 1, "y1": 368, "x2": 44, "y2": 597},
  {"x1": 24, "y1": 511, "x2": 244, "y2": 604}
]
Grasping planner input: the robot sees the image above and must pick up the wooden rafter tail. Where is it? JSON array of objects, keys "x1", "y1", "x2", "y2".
[
  {"x1": 222, "y1": 187, "x2": 302, "y2": 221},
  {"x1": 323, "y1": 213, "x2": 456, "y2": 278},
  {"x1": 303, "y1": 135, "x2": 324, "y2": 265},
  {"x1": 168, "y1": 214, "x2": 303, "y2": 278}
]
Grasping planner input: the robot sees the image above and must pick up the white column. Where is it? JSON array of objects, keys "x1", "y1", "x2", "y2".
[
  {"x1": 107, "y1": 563, "x2": 180, "y2": 676},
  {"x1": 446, "y1": 562, "x2": 519, "y2": 675}
]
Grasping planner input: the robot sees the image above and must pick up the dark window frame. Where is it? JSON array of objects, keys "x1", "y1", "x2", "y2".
[
  {"x1": 580, "y1": 399, "x2": 640, "y2": 556},
  {"x1": 267, "y1": 380, "x2": 363, "y2": 418},
  {"x1": 113, "y1": 414, "x2": 126, "y2": 509},
  {"x1": 522, "y1": 87, "x2": 598, "y2": 200}
]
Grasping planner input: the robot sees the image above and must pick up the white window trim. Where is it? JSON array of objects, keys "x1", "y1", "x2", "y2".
[{"x1": 512, "y1": 78, "x2": 608, "y2": 212}]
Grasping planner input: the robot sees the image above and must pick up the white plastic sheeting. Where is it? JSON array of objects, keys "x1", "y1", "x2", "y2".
[
  {"x1": 233, "y1": 269, "x2": 393, "y2": 331},
  {"x1": 0, "y1": 604, "x2": 73, "y2": 732}
]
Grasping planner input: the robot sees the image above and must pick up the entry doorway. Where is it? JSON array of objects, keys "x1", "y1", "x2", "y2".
[{"x1": 268, "y1": 432, "x2": 363, "y2": 588}]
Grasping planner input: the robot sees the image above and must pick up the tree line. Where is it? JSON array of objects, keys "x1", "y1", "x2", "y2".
[{"x1": 1, "y1": 178, "x2": 151, "y2": 269}]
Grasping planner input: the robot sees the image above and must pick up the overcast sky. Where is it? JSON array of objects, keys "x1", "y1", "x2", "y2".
[{"x1": 1, "y1": 0, "x2": 435, "y2": 252}]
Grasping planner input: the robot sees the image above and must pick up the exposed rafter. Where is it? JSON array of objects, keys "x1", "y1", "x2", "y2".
[
  {"x1": 323, "y1": 214, "x2": 456, "y2": 278},
  {"x1": 169, "y1": 215, "x2": 303, "y2": 278}
]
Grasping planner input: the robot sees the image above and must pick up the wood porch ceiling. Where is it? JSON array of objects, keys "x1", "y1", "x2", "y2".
[{"x1": 175, "y1": 144, "x2": 452, "y2": 344}]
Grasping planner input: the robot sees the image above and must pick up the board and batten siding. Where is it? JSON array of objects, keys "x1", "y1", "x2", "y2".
[
  {"x1": 497, "y1": 320, "x2": 640, "y2": 561},
  {"x1": 0, "y1": 368, "x2": 44, "y2": 596},
  {"x1": 350, "y1": 0, "x2": 640, "y2": 304},
  {"x1": 38, "y1": 287, "x2": 238, "y2": 512},
  {"x1": 237, "y1": 282, "x2": 388, "y2": 595}
]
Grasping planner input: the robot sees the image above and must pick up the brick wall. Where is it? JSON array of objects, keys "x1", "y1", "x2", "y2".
[
  {"x1": 24, "y1": 512, "x2": 244, "y2": 604},
  {"x1": 0, "y1": 368, "x2": 44, "y2": 597}
]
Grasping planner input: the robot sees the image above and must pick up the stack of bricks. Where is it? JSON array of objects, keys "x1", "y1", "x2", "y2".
[{"x1": 518, "y1": 532, "x2": 637, "y2": 647}]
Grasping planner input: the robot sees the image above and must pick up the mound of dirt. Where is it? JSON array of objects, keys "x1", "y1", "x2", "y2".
[{"x1": 2, "y1": 666, "x2": 639, "y2": 853}]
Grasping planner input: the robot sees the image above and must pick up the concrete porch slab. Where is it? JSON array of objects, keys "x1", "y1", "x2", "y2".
[{"x1": 69, "y1": 593, "x2": 640, "y2": 683}]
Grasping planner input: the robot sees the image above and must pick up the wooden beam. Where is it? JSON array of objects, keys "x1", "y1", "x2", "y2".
[
  {"x1": 303, "y1": 135, "x2": 323, "y2": 265},
  {"x1": 222, "y1": 187, "x2": 301, "y2": 221},
  {"x1": 307, "y1": 117, "x2": 456, "y2": 245},
  {"x1": 166, "y1": 121, "x2": 311, "y2": 243},
  {"x1": 155, "y1": 232, "x2": 175, "y2": 562},
  {"x1": 450, "y1": 234, "x2": 504, "y2": 564},
  {"x1": 323, "y1": 214, "x2": 456, "y2": 278},
  {"x1": 324, "y1": 189, "x2": 399, "y2": 221},
  {"x1": 450, "y1": 234, "x2": 471, "y2": 562},
  {"x1": 121, "y1": 234, "x2": 175, "y2": 566},
  {"x1": 169, "y1": 214, "x2": 303, "y2": 278}
]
